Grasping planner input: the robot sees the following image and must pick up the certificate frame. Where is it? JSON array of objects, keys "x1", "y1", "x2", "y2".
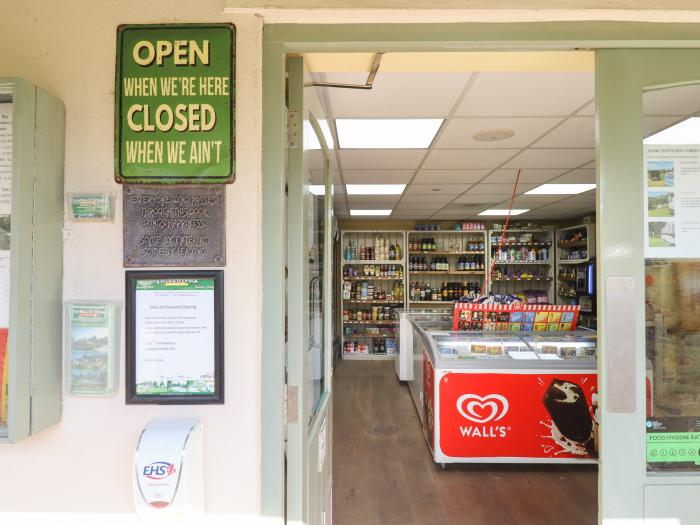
[{"x1": 125, "y1": 270, "x2": 224, "y2": 405}]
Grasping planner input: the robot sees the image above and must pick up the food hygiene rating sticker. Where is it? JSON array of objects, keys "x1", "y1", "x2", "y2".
[{"x1": 646, "y1": 432, "x2": 700, "y2": 464}]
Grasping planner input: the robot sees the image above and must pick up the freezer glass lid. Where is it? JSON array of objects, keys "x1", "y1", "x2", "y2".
[{"x1": 430, "y1": 331, "x2": 530, "y2": 360}]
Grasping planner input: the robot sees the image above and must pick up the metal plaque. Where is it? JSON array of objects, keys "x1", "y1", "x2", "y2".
[{"x1": 123, "y1": 184, "x2": 225, "y2": 267}]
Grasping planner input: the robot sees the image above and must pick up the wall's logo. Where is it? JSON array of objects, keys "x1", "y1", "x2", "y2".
[
  {"x1": 457, "y1": 394, "x2": 509, "y2": 424},
  {"x1": 143, "y1": 461, "x2": 177, "y2": 480}
]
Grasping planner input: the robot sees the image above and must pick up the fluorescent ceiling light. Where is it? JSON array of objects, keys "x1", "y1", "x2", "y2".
[
  {"x1": 644, "y1": 117, "x2": 700, "y2": 145},
  {"x1": 350, "y1": 209, "x2": 392, "y2": 216},
  {"x1": 309, "y1": 185, "x2": 325, "y2": 195},
  {"x1": 525, "y1": 184, "x2": 596, "y2": 195},
  {"x1": 478, "y1": 209, "x2": 529, "y2": 216},
  {"x1": 346, "y1": 184, "x2": 406, "y2": 195},
  {"x1": 336, "y1": 119, "x2": 443, "y2": 149}
]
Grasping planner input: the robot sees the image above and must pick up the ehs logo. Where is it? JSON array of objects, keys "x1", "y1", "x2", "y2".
[
  {"x1": 143, "y1": 462, "x2": 177, "y2": 480},
  {"x1": 456, "y1": 394, "x2": 510, "y2": 439}
]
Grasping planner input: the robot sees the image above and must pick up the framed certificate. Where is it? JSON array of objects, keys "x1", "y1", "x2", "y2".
[{"x1": 125, "y1": 270, "x2": 224, "y2": 404}]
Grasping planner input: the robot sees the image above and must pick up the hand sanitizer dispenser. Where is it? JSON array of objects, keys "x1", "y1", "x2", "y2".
[{"x1": 133, "y1": 418, "x2": 204, "y2": 519}]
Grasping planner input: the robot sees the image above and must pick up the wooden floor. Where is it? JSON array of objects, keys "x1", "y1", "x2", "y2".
[{"x1": 332, "y1": 360, "x2": 598, "y2": 525}]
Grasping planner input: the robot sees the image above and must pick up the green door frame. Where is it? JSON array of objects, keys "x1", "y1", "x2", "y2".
[{"x1": 261, "y1": 21, "x2": 700, "y2": 523}]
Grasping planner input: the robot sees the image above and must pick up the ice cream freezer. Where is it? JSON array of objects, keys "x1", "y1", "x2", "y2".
[{"x1": 407, "y1": 319, "x2": 599, "y2": 465}]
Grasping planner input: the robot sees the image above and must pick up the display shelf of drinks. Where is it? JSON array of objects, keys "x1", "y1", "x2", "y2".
[
  {"x1": 408, "y1": 281, "x2": 481, "y2": 304},
  {"x1": 342, "y1": 231, "x2": 405, "y2": 263},
  {"x1": 556, "y1": 224, "x2": 595, "y2": 264}
]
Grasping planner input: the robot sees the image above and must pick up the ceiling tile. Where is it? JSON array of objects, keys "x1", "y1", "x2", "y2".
[
  {"x1": 319, "y1": 72, "x2": 471, "y2": 118},
  {"x1": 393, "y1": 202, "x2": 444, "y2": 211},
  {"x1": 576, "y1": 101, "x2": 595, "y2": 116},
  {"x1": 338, "y1": 149, "x2": 426, "y2": 170},
  {"x1": 391, "y1": 212, "x2": 432, "y2": 220},
  {"x1": 456, "y1": 72, "x2": 594, "y2": 117},
  {"x1": 422, "y1": 149, "x2": 519, "y2": 170},
  {"x1": 404, "y1": 183, "x2": 472, "y2": 195},
  {"x1": 531, "y1": 117, "x2": 595, "y2": 148},
  {"x1": 412, "y1": 169, "x2": 490, "y2": 184},
  {"x1": 509, "y1": 194, "x2": 572, "y2": 206},
  {"x1": 482, "y1": 169, "x2": 566, "y2": 184},
  {"x1": 558, "y1": 192, "x2": 596, "y2": 205},
  {"x1": 461, "y1": 183, "x2": 537, "y2": 195},
  {"x1": 430, "y1": 211, "x2": 477, "y2": 219},
  {"x1": 453, "y1": 194, "x2": 511, "y2": 204},
  {"x1": 550, "y1": 169, "x2": 596, "y2": 184},
  {"x1": 346, "y1": 195, "x2": 401, "y2": 206},
  {"x1": 401, "y1": 194, "x2": 455, "y2": 204},
  {"x1": 503, "y1": 148, "x2": 595, "y2": 169},
  {"x1": 644, "y1": 83, "x2": 700, "y2": 116},
  {"x1": 340, "y1": 169, "x2": 414, "y2": 184},
  {"x1": 434, "y1": 117, "x2": 561, "y2": 149},
  {"x1": 644, "y1": 116, "x2": 685, "y2": 138}
]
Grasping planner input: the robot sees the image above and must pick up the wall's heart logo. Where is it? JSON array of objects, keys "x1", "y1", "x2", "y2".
[{"x1": 456, "y1": 394, "x2": 509, "y2": 424}]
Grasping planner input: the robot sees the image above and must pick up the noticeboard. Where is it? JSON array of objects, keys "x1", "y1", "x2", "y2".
[
  {"x1": 125, "y1": 270, "x2": 224, "y2": 405},
  {"x1": 115, "y1": 24, "x2": 235, "y2": 184}
]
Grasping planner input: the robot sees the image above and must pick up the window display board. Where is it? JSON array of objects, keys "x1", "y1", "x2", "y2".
[
  {"x1": 643, "y1": 145, "x2": 700, "y2": 257},
  {"x1": 65, "y1": 302, "x2": 121, "y2": 397},
  {"x1": 453, "y1": 303, "x2": 580, "y2": 332},
  {"x1": 409, "y1": 320, "x2": 598, "y2": 464},
  {"x1": 0, "y1": 78, "x2": 64, "y2": 444},
  {"x1": 0, "y1": 100, "x2": 11, "y2": 433},
  {"x1": 126, "y1": 271, "x2": 223, "y2": 404}
]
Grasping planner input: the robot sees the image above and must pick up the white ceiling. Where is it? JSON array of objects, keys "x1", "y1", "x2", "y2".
[{"x1": 308, "y1": 60, "x2": 700, "y2": 221}]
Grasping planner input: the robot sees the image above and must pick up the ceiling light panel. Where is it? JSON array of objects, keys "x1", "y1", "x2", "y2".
[
  {"x1": 336, "y1": 119, "x2": 443, "y2": 149},
  {"x1": 644, "y1": 117, "x2": 700, "y2": 144},
  {"x1": 345, "y1": 184, "x2": 406, "y2": 195},
  {"x1": 525, "y1": 183, "x2": 596, "y2": 195},
  {"x1": 478, "y1": 209, "x2": 530, "y2": 216},
  {"x1": 350, "y1": 209, "x2": 392, "y2": 216}
]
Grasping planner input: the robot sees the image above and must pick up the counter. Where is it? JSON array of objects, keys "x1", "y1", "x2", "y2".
[{"x1": 407, "y1": 318, "x2": 598, "y2": 464}]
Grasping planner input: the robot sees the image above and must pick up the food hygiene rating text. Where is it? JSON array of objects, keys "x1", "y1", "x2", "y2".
[{"x1": 123, "y1": 39, "x2": 229, "y2": 165}]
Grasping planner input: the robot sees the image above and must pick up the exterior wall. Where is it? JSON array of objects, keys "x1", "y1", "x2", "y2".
[{"x1": 0, "y1": 1, "x2": 262, "y2": 517}]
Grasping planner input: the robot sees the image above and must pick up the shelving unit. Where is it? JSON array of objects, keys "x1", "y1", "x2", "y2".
[
  {"x1": 407, "y1": 229, "x2": 487, "y2": 310},
  {"x1": 341, "y1": 230, "x2": 405, "y2": 360},
  {"x1": 555, "y1": 224, "x2": 596, "y2": 327},
  {"x1": 488, "y1": 228, "x2": 555, "y2": 303}
]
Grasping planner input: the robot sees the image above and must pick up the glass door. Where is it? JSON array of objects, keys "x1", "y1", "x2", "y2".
[
  {"x1": 597, "y1": 49, "x2": 700, "y2": 524},
  {"x1": 286, "y1": 56, "x2": 334, "y2": 525}
]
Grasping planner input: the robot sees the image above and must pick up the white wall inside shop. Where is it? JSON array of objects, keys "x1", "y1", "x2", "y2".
[{"x1": 0, "y1": 0, "x2": 262, "y2": 517}]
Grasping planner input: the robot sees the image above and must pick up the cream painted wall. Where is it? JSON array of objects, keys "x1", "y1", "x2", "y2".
[{"x1": 0, "y1": 0, "x2": 263, "y2": 516}]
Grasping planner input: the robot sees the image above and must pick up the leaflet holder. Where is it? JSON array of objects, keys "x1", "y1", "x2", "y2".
[{"x1": 133, "y1": 418, "x2": 204, "y2": 519}]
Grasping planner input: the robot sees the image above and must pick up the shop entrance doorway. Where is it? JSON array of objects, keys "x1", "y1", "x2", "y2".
[{"x1": 262, "y1": 25, "x2": 700, "y2": 525}]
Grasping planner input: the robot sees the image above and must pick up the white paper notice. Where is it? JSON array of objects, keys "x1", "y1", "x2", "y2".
[
  {"x1": 0, "y1": 103, "x2": 11, "y2": 216},
  {"x1": 644, "y1": 145, "x2": 700, "y2": 258},
  {"x1": 538, "y1": 354, "x2": 563, "y2": 360},
  {"x1": 134, "y1": 279, "x2": 215, "y2": 396}
]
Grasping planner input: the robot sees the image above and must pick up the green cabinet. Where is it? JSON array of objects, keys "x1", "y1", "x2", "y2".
[{"x1": 0, "y1": 78, "x2": 64, "y2": 443}]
